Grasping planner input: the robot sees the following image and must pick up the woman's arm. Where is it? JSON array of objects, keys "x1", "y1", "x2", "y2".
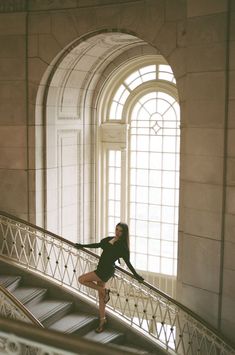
[
  {"x1": 75, "y1": 242, "x2": 101, "y2": 249},
  {"x1": 75, "y1": 237, "x2": 110, "y2": 250}
]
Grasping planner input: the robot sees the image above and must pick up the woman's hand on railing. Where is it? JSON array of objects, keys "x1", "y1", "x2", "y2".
[
  {"x1": 135, "y1": 274, "x2": 144, "y2": 283},
  {"x1": 74, "y1": 243, "x2": 83, "y2": 249}
]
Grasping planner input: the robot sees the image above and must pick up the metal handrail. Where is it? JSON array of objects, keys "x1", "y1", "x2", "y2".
[
  {"x1": 0, "y1": 283, "x2": 43, "y2": 327},
  {"x1": 0, "y1": 317, "x2": 138, "y2": 355},
  {"x1": 0, "y1": 210, "x2": 234, "y2": 355}
]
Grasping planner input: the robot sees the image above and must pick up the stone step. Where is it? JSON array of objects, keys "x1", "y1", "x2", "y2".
[
  {"x1": 84, "y1": 329, "x2": 125, "y2": 345},
  {"x1": 0, "y1": 275, "x2": 21, "y2": 292},
  {"x1": 12, "y1": 286, "x2": 47, "y2": 305},
  {"x1": 25, "y1": 299, "x2": 73, "y2": 327},
  {"x1": 49, "y1": 312, "x2": 97, "y2": 335}
]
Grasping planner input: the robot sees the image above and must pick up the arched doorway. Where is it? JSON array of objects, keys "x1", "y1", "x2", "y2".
[{"x1": 36, "y1": 31, "x2": 180, "y2": 295}]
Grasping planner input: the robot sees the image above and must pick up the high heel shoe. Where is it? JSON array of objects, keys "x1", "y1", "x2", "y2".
[{"x1": 95, "y1": 317, "x2": 107, "y2": 333}]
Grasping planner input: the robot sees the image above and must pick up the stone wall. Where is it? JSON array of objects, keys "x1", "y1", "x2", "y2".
[{"x1": 0, "y1": 0, "x2": 234, "y2": 343}]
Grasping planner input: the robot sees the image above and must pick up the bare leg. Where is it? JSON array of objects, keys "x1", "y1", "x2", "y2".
[
  {"x1": 78, "y1": 271, "x2": 105, "y2": 296},
  {"x1": 97, "y1": 280, "x2": 106, "y2": 319},
  {"x1": 78, "y1": 271, "x2": 107, "y2": 332}
]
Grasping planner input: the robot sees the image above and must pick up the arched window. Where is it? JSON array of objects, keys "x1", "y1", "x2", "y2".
[{"x1": 98, "y1": 56, "x2": 180, "y2": 278}]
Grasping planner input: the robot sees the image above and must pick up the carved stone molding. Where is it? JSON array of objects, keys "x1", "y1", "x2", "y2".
[{"x1": 100, "y1": 122, "x2": 129, "y2": 145}]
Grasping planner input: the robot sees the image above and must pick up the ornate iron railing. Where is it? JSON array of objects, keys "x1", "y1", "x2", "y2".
[
  {"x1": 0, "y1": 211, "x2": 234, "y2": 355},
  {"x1": 0, "y1": 284, "x2": 42, "y2": 327},
  {"x1": 0, "y1": 317, "x2": 134, "y2": 355}
]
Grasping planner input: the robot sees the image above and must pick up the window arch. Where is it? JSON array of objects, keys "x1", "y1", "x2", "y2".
[{"x1": 98, "y1": 56, "x2": 180, "y2": 277}]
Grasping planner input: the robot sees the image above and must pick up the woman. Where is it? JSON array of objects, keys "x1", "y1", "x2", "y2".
[{"x1": 75, "y1": 222, "x2": 144, "y2": 333}]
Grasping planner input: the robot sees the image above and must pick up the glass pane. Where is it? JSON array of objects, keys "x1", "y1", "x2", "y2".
[
  {"x1": 135, "y1": 253, "x2": 147, "y2": 270},
  {"x1": 150, "y1": 136, "x2": 162, "y2": 151},
  {"x1": 110, "y1": 102, "x2": 117, "y2": 119},
  {"x1": 149, "y1": 170, "x2": 162, "y2": 187},
  {"x1": 157, "y1": 99, "x2": 170, "y2": 115},
  {"x1": 143, "y1": 99, "x2": 157, "y2": 115},
  {"x1": 149, "y1": 188, "x2": 161, "y2": 204},
  {"x1": 136, "y1": 237, "x2": 148, "y2": 253},
  {"x1": 162, "y1": 153, "x2": 176, "y2": 170},
  {"x1": 142, "y1": 72, "x2": 156, "y2": 82},
  {"x1": 163, "y1": 137, "x2": 177, "y2": 153},
  {"x1": 136, "y1": 169, "x2": 148, "y2": 186},
  {"x1": 113, "y1": 84, "x2": 126, "y2": 102},
  {"x1": 149, "y1": 238, "x2": 161, "y2": 256},
  {"x1": 137, "y1": 136, "x2": 149, "y2": 151},
  {"x1": 149, "y1": 221, "x2": 161, "y2": 237},
  {"x1": 161, "y1": 257, "x2": 173, "y2": 275},
  {"x1": 136, "y1": 186, "x2": 148, "y2": 203},
  {"x1": 135, "y1": 203, "x2": 148, "y2": 220},
  {"x1": 149, "y1": 205, "x2": 161, "y2": 221},
  {"x1": 161, "y1": 223, "x2": 175, "y2": 241},
  {"x1": 120, "y1": 88, "x2": 130, "y2": 104},
  {"x1": 116, "y1": 103, "x2": 123, "y2": 120},
  {"x1": 159, "y1": 64, "x2": 173, "y2": 74},
  {"x1": 159, "y1": 72, "x2": 174, "y2": 82},
  {"x1": 125, "y1": 71, "x2": 139, "y2": 85},
  {"x1": 129, "y1": 77, "x2": 142, "y2": 90},
  {"x1": 162, "y1": 189, "x2": 175, "y2": 205},
  {"x1": 148, "y1": 255, "x2": 160, "y2": 272},
  {"x1": 109, "y1": 201, "x2": 115, "y2": 215},
  {"x1": 135, "y1": 220, "x2": 148, "y2": 237},
  {"x1": 136, "y1": 152, "x2": 149, "y2": 169},
  {"x1": 162, "y1": 206, "x2": 175, "y2": 223},
  {"x1": 162, "y1": 240, "x2": 174, "y2": 258},
  {"x1": 109, "y1": 184, "x2": 115, "y2": 199},
  {"x1": 149, "y1": 152, "x2": 162, "y2": 169},
  {"x1": 139, "y1": 65, "x2": 156, "y2": 75}
]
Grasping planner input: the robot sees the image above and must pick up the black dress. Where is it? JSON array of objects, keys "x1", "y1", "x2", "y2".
[{"x1": 79, "y1": 237, "x2": 141, "y2": 282}]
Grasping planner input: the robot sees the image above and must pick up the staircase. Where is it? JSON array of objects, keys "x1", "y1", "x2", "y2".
[{"x1": 0, "y1": 260, "x2": 160, "y2": 355}]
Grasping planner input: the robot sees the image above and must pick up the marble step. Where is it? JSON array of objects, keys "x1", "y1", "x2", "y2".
[
  {"x1": 25, "y1": 299, "x2": 73, "y2": 327},
  {"x1": 0, "y1": 275, "x2": 21, "y2": 292},
  {"x1": 12, "y1": 286, "x2": 47, "y2": 305},
  {"x1": 84, "y1": 328, "x2": 125, "y2": 345},
  {"x1": 49, "y1": 312, "x2": 97, "y2": 335}
]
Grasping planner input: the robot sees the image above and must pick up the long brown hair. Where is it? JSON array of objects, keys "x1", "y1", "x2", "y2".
[{"x1": 116, "y1": 222, "x2": 130, "y2": 250}]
